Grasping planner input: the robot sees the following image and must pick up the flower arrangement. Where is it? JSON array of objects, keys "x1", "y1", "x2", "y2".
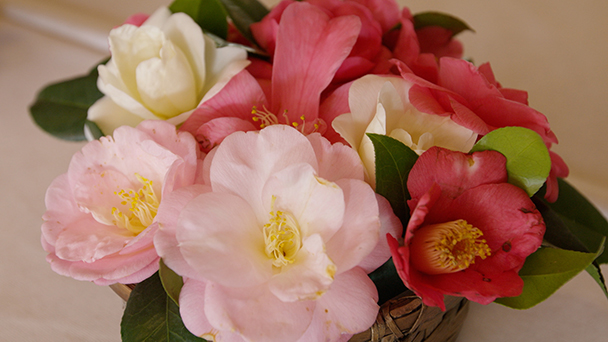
[{"x1": 30, "y1": 0, "x2": 608, "y2": 341}]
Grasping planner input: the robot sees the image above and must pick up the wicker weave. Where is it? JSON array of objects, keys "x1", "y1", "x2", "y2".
[{"x1": 110, "y1": 285, "x2": 468, "y2": 342}]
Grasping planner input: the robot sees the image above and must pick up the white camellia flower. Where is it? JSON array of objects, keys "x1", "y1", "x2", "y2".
[
  {"x1": 87, "y1": 7, "x2": 250, "y2": 137},
  {"x1": 332, "y1": 74, "x2": 478, "y2": 188}
]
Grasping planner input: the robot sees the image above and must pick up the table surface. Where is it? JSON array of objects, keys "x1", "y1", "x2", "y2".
[{"x1": 1, "y1": 0, "x2": 607, "y2": 341}]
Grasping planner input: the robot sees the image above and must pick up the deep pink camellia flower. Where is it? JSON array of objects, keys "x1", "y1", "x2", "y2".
[
  {"x1": 180, "y1": 1, "x2": 361, "y2": 152},
  {"x1": 249, "y1": 0, "x2": 463, "y2": 84},
  {"x1": 396, "y1": 57, "x2": 569, "y2": 201},
  {"x1": 388, "y1": 147, "x2": 545, "y2": 310},
  {"x1": 41, "y1": 121, "x2": 202, "y2": 285}
]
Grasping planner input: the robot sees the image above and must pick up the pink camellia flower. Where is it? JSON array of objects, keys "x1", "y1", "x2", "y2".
[
  {"x1": 388, "y1": 147, "x2": 545, "y2": 310},
  {"x1": 155, "y1": 125, "x2": 402, "y2": 342},
  {"x1": 41, "y1": 120, "x2": 201, "y2": 285},
  {"x1": 180, "y1": 1, "x2": 361, "y2": 152},
  {"x1": 396, "y1": 57, "x2": 569, "y2": 201}
]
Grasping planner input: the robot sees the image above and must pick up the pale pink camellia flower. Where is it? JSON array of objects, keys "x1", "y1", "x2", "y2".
[
  {"x1": 41, "y1": 120, "x2": 202, "y2": 285},
  {"x1": 180, "y1": 1, "x2": 361, "y2": 153},
  {"x1": 155, "y1": 125, "x2": 402, "y2": 342},
  {"x1": 388, "y1": 147, "x2": 545, "y2": 310},
  {"x1": 332, "y1": 74, "x2": 478, "y2": 188}
]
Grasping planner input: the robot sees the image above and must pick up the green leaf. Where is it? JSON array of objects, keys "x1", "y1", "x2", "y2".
[
  {"x1": 470, "y1": 127, "x2": 551, "y2": 196},
  {"x1": 121, "y1": 273, "x2": 207, "y2": 342},
  {"x1": 369, "y1": 258, "x2": 407, "y2": 305},
  {"x1": 170, "y1": 0, "x2": 229, "y2": 39},
  {"x1": 367, "y1": 134, "x2": 419, "y2": 225},
  {"x1": 586, "y1": 262, "x2": 608, "y2": 298},
  {"x1": 159, "y1": 259, "x2": 184, "y2": 306},
  {"x1": 495, "y1": 241, "x2": 604, "y2": 309},
  {"x1": 542, "y1": 178, "x2": 608, "y2": 264},
  {"x1": 218, "y1": 0, "x2": 269, "y2": 46},
  {"x1": 29, "y1": 62, "x2": 105, "y2": 141},
  {"x1": 413, "y1": 12, "x2": 474, "y2": 37}
]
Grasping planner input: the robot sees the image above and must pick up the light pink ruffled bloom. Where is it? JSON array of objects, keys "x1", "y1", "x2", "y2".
[
  {"x1": 41, "y1": 120, "x2": 201, "y2": 285},
  {"x1": 155, "y1": 125, "x2": 401, "y2": 342}
]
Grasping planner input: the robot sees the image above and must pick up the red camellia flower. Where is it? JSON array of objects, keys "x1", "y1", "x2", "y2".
[{"x1": 388, "y1": 147, "x2": 545, "y2": 310}]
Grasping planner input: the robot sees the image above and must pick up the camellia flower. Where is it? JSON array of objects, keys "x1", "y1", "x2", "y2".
[
  {"x1": 87, "y1": 7, "x2": 250, "y2": 137},
  {"x1": 332, "y1": 74, "x2": 477, "y2": 187},
  {"x1": 395, "y1": 57, "x2": 568, "y2": 200},
  {"x1": 155, "y1": 125, "x2": 401, "y2": 341},
  {"x1": 388, "y1": 147, "x2": 545, "y2": 310},
  {"x1": 41, "y1": 120, "x2": 201, "y2": 285},
  {"x1": 180, "y1": 1, "x2": 361, "y2": 152}
]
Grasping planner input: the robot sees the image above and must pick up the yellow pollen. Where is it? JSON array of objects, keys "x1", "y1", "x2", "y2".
[
  {"x1": 409, "y1": 219, "x2": 491, "y2": 275},
  {"x1": 263, "y1": 196, "x2": 302, "y2": 268},
  {"x1": 111, "y1": 174, "x2": 160, "y2": 234},
  {"x1": 250, "y1": 105, "x2": 326, "y2": 135}
]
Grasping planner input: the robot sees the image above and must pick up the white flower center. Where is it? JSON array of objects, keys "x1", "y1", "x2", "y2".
[
  {"x1": 111, "y1": 174, "x2": 160, "y2": 234},
  {"x1": 263, "y1": 196, "x2": 302, "y2": 268}
]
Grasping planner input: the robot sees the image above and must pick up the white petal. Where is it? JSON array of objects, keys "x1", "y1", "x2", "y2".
[{"x1": 87, "y1": 96, "x2": 145, "y2": 136}]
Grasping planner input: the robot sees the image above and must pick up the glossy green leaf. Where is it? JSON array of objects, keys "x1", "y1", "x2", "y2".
[
  {"x1": 159, "y1": 259, "x2": 184, "y2": 306},
  {"x1": 170, "y1": 0, "x2": 228, "y2": 39},
  {"x1": 470, "y1": 127, "x2": 551, "y2": 196},
  {"x1": 495, "y1": 241, "x2": 603, "y2": 309},
  {"x1": 413, "y1": 12, "x2": 474, "y2": 36},
  {"x1": 121, "y1": 273, "x2": 207, "y2": 342},
  {"x1": 218, "y1": 0, "x2": 269, "y2": 46},
  {"x1": 29, "y1": 62, "x2": 104, "y2": 141},
  {"x1": 367, "y1": 134, "x2": 419, "y2": 225}
]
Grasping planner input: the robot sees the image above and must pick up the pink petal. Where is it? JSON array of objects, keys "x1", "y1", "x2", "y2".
[
  {"x1": 180, "y1": 69, "x2": 268, "y2": 139},
  {"x1": 348, "y1": 0, "x2": 400, "y2": 33},
  {"x1": 318, "y1": 81, "x2": 352, "y2": 144},
  {"x1": 297, "y1": 267, "x2": 379, "y2": 341},
  {"x1": 176, "y1": 192, "x2": 272, "y2": 287},
  {"x1": 154, "y1": 184, "x2": 210, "y2": 281},
  {"x1": 205, "y1": 282, "x2": 314, "y2": 342},
  {"x1": 306, "y1": 132, "x2": 364, "y2": 181},
  {"x1": 194, "y1": 117, "x2": 257, "y2": 152},
  {"x1": 325, "y1": 179, "x2": 380, "y2": 273},
  {"x1": 357, "y1": 193, "x2": 403, "y2": 273},
  {"x1": 262, "y1": 163, "x2": 345, "y2": 242},
  {"x1": 437, "y1": 57, "x2": 503, "y2": 103},
  {"x1": 209, "y1": 126, "x2": 318, "y2": 216},
  {"x1": 270, "y1": 2, "x2": 361, "y2": 122}
]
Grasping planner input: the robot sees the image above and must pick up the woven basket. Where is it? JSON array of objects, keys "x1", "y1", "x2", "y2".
[{"x1": 110, "y1": 284, "x2": 468, "y2": 342}]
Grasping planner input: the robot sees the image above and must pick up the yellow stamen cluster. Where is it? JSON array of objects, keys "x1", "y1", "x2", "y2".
[
  {"x1": 251, "y1": 105, "x2": 325, "y2": 134},
  {"x1": 410, "y1": 219, "x2": 491, "y2": 275},
  {"x1": 111, "y1": 174, "x2": 160, "y2": 235},
  {"x1": 263, "y1": 196, "x2": 302, "y2": 268}
]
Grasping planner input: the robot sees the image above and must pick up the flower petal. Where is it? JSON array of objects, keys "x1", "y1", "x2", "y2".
[
  {"x1": 205, "y1": 282, "x2": 314, "y2": 342},
  {"x1": 271, "y1": 2, "x2": 361, "y2": 122},
  {"x1": 176, "y1": 192, "x2": 272, "y2": 287}
]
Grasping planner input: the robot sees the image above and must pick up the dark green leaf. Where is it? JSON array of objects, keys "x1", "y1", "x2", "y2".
[
  {"x1": 495, "y1": 241, "x2": 603, "y2": 309},
  {"x1": 470, "y1": 127, "x2": 551, "y2": 196},
  {"x1": 159, "y1": 259, "x2": 184, "y2": 306},
  {"x1": 367, "y1": 134, "x2": 419, "y2": 225},
  {"x1": 170, "y1": 0, "x2": 229, "y2": 39},
  {"x1": 218, "y1": 0, "x2": 269, "y2": 46},
  {"x1": 413, "y1": 12, "x2": 474, "y2": 37},
  {"x1": 369, "y1": 258, "x2": 407, "y2": 305},
  {"x1": 29, "y1": 62, "x2": 105, "y2": 141},
  {"x1": 586, "y1": 262, "x2": 608, "y2": 298},
  {"x1": 121, "y1": 273, "x2": 207, "y2": 342},
  {"x1": 85, "y1": 120, "x2": 104, "y2": 140},
  {"x1": 532, "y1": 196, "x2": 590, "y2": 253}
]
